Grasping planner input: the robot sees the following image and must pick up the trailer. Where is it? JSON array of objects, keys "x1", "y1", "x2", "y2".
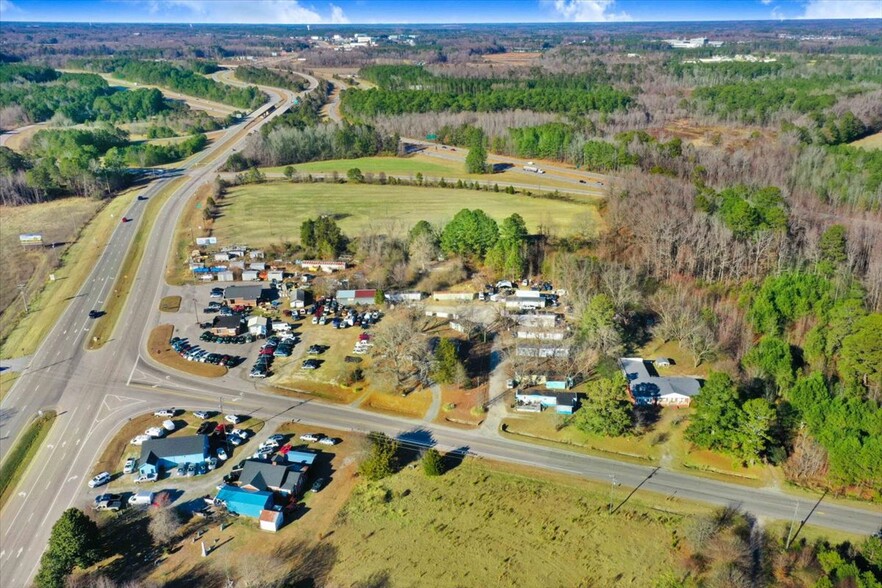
[{"x1": 522, "y1": 161, "x2": 545, "y2": 174}]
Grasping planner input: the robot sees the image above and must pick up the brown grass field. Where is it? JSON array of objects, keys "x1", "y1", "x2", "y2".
[
  {"x1": 851, "y1": 131, "x2": 882, "y2": 150},
  {"x1": 159, "y1": 296, "x2": 181, "y2": 312}
]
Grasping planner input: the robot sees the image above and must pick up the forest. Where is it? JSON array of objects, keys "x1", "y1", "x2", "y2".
[
  {"x1": 0, "y1": 65, "x2": 169, "y2": 127},
  {"x1": 71, "y1": 58, "x2": 266, "y2": 110},
  {"x1": 233, "y1": 65, "x2": 309, "y2": 93}
]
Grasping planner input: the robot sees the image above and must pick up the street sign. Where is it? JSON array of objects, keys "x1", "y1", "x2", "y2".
[
  {"x1": 19, "y1": 233, "x2": 43, "y2": 246},
  {"x1": 426, "y1": 133, "x2": 437, "y2": 140}
]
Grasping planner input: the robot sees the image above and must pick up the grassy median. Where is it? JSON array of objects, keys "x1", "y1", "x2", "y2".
[
  {"x1": 87, "y1": 177, "x2": 186, "y2": 349},
  {"x1": 0, "y1": 410, "x2": 57, "y2": 510},
  {"x1": 147, "y1": 324, "x2": 226, "y2": 378}
]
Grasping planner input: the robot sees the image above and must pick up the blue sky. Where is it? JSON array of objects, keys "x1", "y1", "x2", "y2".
[{"x1": 1, "y1": 0, "x2": 880, "y2": 24}]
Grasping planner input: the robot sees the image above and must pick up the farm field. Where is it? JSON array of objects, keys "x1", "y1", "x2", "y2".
[
  {"x1": 213, "y1": 181, "x2": 599, "y2": 248},
  {"x1": 325, "y1": 459, "x2": 691, "y2": 587}
]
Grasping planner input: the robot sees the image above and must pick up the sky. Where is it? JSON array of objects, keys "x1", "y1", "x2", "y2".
[{"x1": 0, "y1": 0, "x2": 880, "y2": 24}]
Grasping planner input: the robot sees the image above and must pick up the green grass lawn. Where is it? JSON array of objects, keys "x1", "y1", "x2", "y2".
[
  {"x1": 0, "y1": 411, "x2": 56, "y2": 509},
  {"x1": 263, "y1": 155, "x2": 466, "y2": 178},
  {"x1": 214, "y1": 181, "x2": 599, "y2": 248},
  {"x1": 327, "y1": 460, "x2": 692, "y2": 587}
]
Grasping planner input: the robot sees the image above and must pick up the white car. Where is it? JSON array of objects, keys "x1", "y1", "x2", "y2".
[
  {"x1": 193, "y1": 411, "x2": 210, "y2": 419},
  {"x1": 231, "y1": 428, "x2": 249, "y2": 439},
  {"x1": 299, "y1": 433, "x2": 323, "y2": 442},
  {"x1": 318, "y1": 437, "x2": 340, "y2": 446},
  {"x1": 134, "y1": 472, "x2": 158, "y2": 484},
  {"x1": 216, "y1": 447, "x2": 229, "y2": 461},
  {"x1": 224, "y1": 414, "x2": 242, "y2": 424},
  {"x1": 153, "y1": 408, "x2": 176, "y2": 417},
  {"x1": 145, "y1": 427, "x2": 165, "y2": 438},
  {"x1": 88, "y1": 472, "x2": 110, "y2": 488},
  {"x1": 229, "y1": 435, "x2": 244, "y2": 447},
  {"x1": 267, "y1": 434, "x2": 285, "y2": 443},
  {"x1": 123, "y1": 457, "x2": 138, "y2": 474},
  {"x1": 130, "y1": 434, "x2": 151, "y2": 446}
]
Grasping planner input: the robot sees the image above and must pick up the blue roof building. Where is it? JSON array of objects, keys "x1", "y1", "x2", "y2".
[
  {"x1": 139, "y1": 435, "x2": 210, "y2": 476},
  {"x1": 285, "y1": 450, "x2": 318, "y2": 466},
  {"x1": 216, "y1": 485, "x2": 273, "y2": 518}
]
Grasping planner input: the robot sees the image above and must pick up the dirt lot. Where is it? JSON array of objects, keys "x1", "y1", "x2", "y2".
[
  {"x1": 482, "y1": 51, "x2": 543, "y2": 66},
  {"x1": 148, "y1": 324, "x2": 227, "y2": 378},
  {"x1": 652, "y1": 119, "x2": 776, "y2": 151}
]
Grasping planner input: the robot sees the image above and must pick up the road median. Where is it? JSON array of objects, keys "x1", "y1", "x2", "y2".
[{"x1": 0, "y1": 411, "x2": 57, "y2": 510}]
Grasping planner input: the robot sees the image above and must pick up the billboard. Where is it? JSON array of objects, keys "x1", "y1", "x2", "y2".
[
  {"x1": 196, "y1": 237, "x2": 217, "y2": 246},
  {"x1": 19, "y1": 234, "x2": 43, "y2": 245}
]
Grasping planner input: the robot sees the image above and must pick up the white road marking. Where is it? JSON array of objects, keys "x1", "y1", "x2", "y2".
[
  {"x1": 16, "y1": 548, "x2": 23, "y2": 559},
  {"x1": 66, "y1": 475, "x2": 78, "y2": 483}
]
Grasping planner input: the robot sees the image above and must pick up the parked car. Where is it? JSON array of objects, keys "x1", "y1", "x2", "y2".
[
  {"x1": 162, "y1": 419, "x2": 176, "y2": 432},
  {"x1": 229, "y1": 435, "x2": 244, "y2": 447},
  {"x1": 300, "y1": 433, "x2": 323, "y2": 442},
  {"x1": 197, "y1": 422, "x2": 214, "y2": 435},
  {"x1": 88, "y1": 472, "x2": 111, "y2": 488},
  {"x1": 134, "y1": 472, "x2": 158, "y2": 484},
  {"x1": 318, "y1": 437, "x2": 340, "y2": 446},
  {"x1": 193, "y1": 410, "x2": 210, "y2": 419},
  {"x1": 505, "y1": 379, "x2": 517, "y2": 390},
  {"x1": 310, "y1": 478, "x2": 326, "y2": 493},
  {"x1": 130, "y1": 434, "x2": 151, "y2": 446},
  {"x1": 232, "y1": 429, "x2": 249, "y2": 439},
  {"x1": 216, "y1": 447, "x2": 229, "y2": 460},
  {"x1": 207, "y1": 456, "x2": 218, "y2": 471},
  {"x1": 186, "y1": 463, "x2": 196, "y2": 477},
  {"x1": 123, "y1": 457, "x2": 138, "y2": 474},
  {"x1": 266, "y1": 434, "x2": 284, "y2": 443},
  {"x1": 301, "y1": 359, "x2": 320, "y2": 370},
  {"x1": 153, "y1": 408, "x2": 176, "y2": 417},
  {"x1": 128, "y1": 491, "x2": 154, "y2": 506},
  {"x1": 225, "y1": 414, "x2": 242, "y2": 424},
  {"x1": 94, "y1": 493, "x2": 121, "y2": 505},
  {"x1": 145, "y1": 427, "x2": 165, "y2": 438},
  {"x1": 95, "y1": 499, "x2": 122, "y2": 512},
  {"x1": 176, "y1": 462, "x2": 189, "y2": 476}
]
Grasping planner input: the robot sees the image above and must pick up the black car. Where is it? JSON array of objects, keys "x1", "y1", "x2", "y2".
[
  {"x1": 88, "y1": 310, "x2": 102, "y2": 319},
  {"x1": 196, "y1": 422, "x2": 214, "y2": 435},
  {"x1": 310, "y1": 478, "x2": 326, "y2": 493},
  {"x1": 94, "y1": 493, "x2": 121, "y2": 505}
]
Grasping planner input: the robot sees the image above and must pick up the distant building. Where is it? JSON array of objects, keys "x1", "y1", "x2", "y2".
[
  {"x1": 299, "y1": 260, "x2": 346, "y2": 273},
  {"x1": 211, "y1": 315, "x2": 244, "y2": 337},
  {"x1": 336, "y1": 289, "x2": 377, "y2": 306},
  {"x1": 515, "y1": 391, "x2": 580, "y2": 414},
  {"x1": 432, "y1": 291, "x2": 477, "y2": 302},
  {"x1": 619, "y1": 357, "x2": 702, "y2": 405},
  {"x1": 224, "y1": 285, "x2": 266, "y2": 307}
]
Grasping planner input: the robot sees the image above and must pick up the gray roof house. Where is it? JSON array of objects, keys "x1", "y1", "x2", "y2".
[
  {"x1": 240, "y1": 460, "x2": 305, "y2": 495},
  {"x1": 139, "y1": 435, "x2": 209, "y2": 476},
  {"x1": 619, "y1": 357, "x2": 702, "y2": 405}
]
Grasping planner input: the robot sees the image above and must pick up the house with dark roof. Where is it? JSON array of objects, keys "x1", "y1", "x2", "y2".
[
  {"x1": 224, "y1": 285, "x2": 267, "y2": 307},
  {"x1": 139, "y1": 435, "x2": 209, "y2": 476},
  {"x1": 211, "y1": 314, "x2": 244, "y2": 337},
  {"x1": 240, "y1": 460, "x2": 305, "y2": 496}
]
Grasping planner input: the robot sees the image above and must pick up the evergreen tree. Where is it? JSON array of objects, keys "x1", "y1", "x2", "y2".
[
  {"x1": 422, "y1": 448, "x2": 444, "y2": 477},
  {"x1": 358, "y1": 432, "x2": 399, "y2": 481},
  {"x1": 685, "y1": 372, "x2": 742, "y2": 452},
  {"x1": 736, "y1": 398, "x2": 776, "y2": 464},
  {"x1": 572, "y1": 373, "x2": 632, "y2": 437},
  {"x1": 465, "y1": 129, "x2": 488, "y2": 174},
  {"x1": 35, "y1": 508, "x2": 100, "y2": 588}
]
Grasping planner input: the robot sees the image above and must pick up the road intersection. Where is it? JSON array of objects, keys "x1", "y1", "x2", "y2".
[{"x1": 0, "y1": 70, "x2": 880, "y2": 587}]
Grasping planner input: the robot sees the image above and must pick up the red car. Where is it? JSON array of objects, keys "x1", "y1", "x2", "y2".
[{"x1": 121, "y1": 217, "x2": 130, "y2": 223}]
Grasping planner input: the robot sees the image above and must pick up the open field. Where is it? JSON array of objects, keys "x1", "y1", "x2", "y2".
[
  {"x1": 0, "y1": 197, "x2": 103, "y2": 343},
  {"x1": 148, "y1": 324, "x2": 226, "y2": 378},
  {"x1": 483, "y1": 51, "x2": 544, "y2": 65},
  {"x1": 1, "y1": 190, "x2": 139, "y2": 359},
  {"x1": 0, "y1": 411, "x2": 56, "y2": 509},
  {"x1": 213, "y1": 181, "x2": 598, "y2": 248},
  {"x1": 325, "y1": 459, "x2": 692, "y2": 587},
  {"x1": 851, "y1": 131, "x2": 882, "y2": 150},
  {"x1": 264, "y1": 153, "x2": 606, "y2": 196},
  {"x1": 654, "y1": 119, "x2": 776, "y2": 150},
  {"x1": 360, "y1": 388, "x2": 433, "y2": 419},
  {"x1": 87, "y1": 177, "x2": 185, "y2": 349}
]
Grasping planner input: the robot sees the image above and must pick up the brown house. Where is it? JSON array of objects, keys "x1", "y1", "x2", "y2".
[{"x1": 211, "y1": 315, "x2": 244, "y2": 337}]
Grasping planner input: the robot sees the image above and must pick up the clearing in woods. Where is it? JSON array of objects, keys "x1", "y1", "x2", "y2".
[
  {"x1": 850, "y1": 131, "x2": 882, "y2": 150},
  {"x1": 213, "y1": 181, "x2": 599, "y2": 249}
]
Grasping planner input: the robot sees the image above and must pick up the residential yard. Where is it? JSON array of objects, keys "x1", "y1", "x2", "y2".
[
  {"x1": 636, "y1": 337, "x2": 721, "y2": 379},
  {"x1": 437, "y1": 383, "x2": 488, "y2": 427},
  {"x1": 360, "y1": 388, "x2": 433, "y2": 419},
  {"x1": 148, "y1": 324, "x2": 227, "y2": 378},
  {"x1": 1, "y1": 189, "x2": 139, "y2": 359},
  {"x1": 325, "y1": 459, "x2": 695, "y2": 587},
  {"x1": 212, "y1": 181, "x2": 598, "y2": 248}
]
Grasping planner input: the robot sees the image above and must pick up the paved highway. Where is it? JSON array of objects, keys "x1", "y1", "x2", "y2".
[{"x1": 0, "y1": 70, "x2": 880, "y2": 587}]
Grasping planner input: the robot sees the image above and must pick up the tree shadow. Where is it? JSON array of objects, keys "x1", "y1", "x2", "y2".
[
  {"x1": 395, "y1": 427, "x2": 436, "y2": 469},
  {"x1": 442, "y1": 446, "x2": 470, "y2": 473}
]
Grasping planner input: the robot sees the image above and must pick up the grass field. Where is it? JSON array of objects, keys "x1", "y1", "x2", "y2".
[
  {"x1": 851, "y1": 131, "x2": 882, "y2": 150},
  {"x1": 0, "y1": 371, "x2": 19, "y2": 402},
  {"x1": 87, "y1": 177, "x2": 185, "y2": 349},
  {"x1": 147, "y1": 324, "x2": 226, "y2": 378},
  {"x1": 0, "y1": 198, "x2": 103, "y2": 345},
  {"x1": 159, "y1": 296, "x2": 181, "y2": 312},
  {"x1": 1, "y1": 190, "x2": 139, "y2": 359},
  {"x1": 326, "y1": 460, "x2": 690, "y2": 587},
  {"x1": 0, "y1": 411, "x2": 56, "y2": 509},
  {"x1": 214, "y1": 181, "x2": 598, "y2": 248}
]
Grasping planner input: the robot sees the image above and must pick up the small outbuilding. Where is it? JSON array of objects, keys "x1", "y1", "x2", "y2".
[
  {"x1": 215, "y1": 485, "x2": 273, "y2": 518},
  {"x1": 259, "y1": 509, "x2": 284, "y2": 532}
]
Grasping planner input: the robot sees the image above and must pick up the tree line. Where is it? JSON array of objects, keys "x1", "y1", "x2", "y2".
[
  {"x1": 73, "y1": 58, "x2": 267, "y2": 110},
  {"x1": 233, "y1": 65, "x2": 309, "y2": 93}
]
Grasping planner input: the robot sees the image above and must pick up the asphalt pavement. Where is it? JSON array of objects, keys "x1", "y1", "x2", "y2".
[{"x1": 0, "y1": 70, "x2": 880, "y2": 587}]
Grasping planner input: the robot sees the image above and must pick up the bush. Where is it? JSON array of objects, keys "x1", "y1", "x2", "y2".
[{"x1": 422, "y1": 448, "x2": 444, "y2": 477}]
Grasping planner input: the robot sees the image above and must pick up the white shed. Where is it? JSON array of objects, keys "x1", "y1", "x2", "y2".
[
  {"x1": 242, "y1": 271, "x2": 259, "y2": 281},
  {"x1": 259, "y1": 509, "x2": 283, "y2": 532}
]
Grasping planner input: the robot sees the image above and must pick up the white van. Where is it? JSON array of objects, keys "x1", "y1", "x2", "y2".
[
  {"x1": 128, "y1": 491, "x2": 154, "y2": 506},
  {"x1": 162, "y1": 420, "x2": 176, "y2": 432}
]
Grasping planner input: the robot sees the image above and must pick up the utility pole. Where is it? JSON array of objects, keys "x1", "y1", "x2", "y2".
[
  {"x1": 18, "y1": 283, "x2": 29, "y2": 314},
  {"x1": 194, "y1": 298, "x2": 201, "y2": 325},
  {"x1": 608, "y1": 474, "x2": 617, "y2": 515},
  {"x1": 786, "y1": 500, "x2": 799, "y2": 549},
  {"x1": 219, "y1": 396, "x2": 224, "y2": 415}
]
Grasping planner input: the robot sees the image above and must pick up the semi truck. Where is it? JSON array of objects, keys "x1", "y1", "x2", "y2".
[{"x1": 523, "y1": 161, "x2": 545, "y2": 174}]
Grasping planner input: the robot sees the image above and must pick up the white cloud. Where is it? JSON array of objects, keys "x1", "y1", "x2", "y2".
[
  {"x1": 800, "y1": 0, "x2": 882, "y2": 19},
  {"x1": 760, "y1": 0, "x2": 773, "y2": 5},
  {"x1": 162, "y1": 0, "x2": 347, "y2": 24},
  {"x1": 0, "y1": 0, "x2": 26, "y2": 18},
  {"x1": 771, "y1": 5, "x2": 786, "y2": 19},
  {"x1": 551, "y1": 0, "x2": 632, "y2": 22}
]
